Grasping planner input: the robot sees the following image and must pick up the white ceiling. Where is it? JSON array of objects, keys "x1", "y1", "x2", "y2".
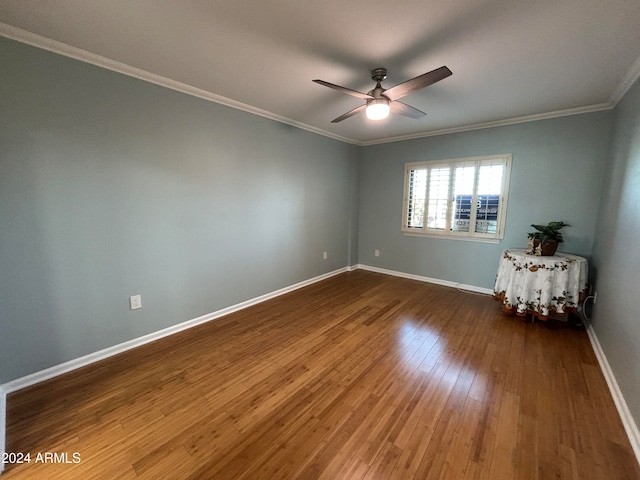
[{"x1": 2, "y1": 0, "x2": 640, "y2": 145}]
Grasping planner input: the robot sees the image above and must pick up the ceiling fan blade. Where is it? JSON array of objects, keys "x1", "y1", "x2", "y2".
[
  {"x1": 331, "y1": 104, "x2": 366, "y2": 123},
  {"x1": 383, "y1": 66, "x2": 452, "y2": 102},
  {"x1": 390, "y1": 101, "x2": 426, "y2": 119},
  {"x1": 313, "y1": 79, "x2": 374, "y2": 100}
]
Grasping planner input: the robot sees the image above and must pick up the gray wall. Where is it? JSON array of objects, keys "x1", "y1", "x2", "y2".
[
  {"x1": 358, "y1": 112, "x2": 613, "y2": 289},
  {"x1": 2, "y1": 35, "x2": 639, "y2": 440},
  {"x1": 591, "y1": 78, "x2": 640, "y2": 427},
  {"x1": 0, "y1": 38, "x2": 358, "y2": 383}
]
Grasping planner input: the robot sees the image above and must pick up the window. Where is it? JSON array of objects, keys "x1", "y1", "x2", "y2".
[{"x1": 402, "y1": 154, "x2": 511, "y2": 241}]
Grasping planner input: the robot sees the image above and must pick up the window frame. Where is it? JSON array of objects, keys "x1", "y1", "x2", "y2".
[{"x1": 401, "y1": 154, "x2": 512, "y2": 243}]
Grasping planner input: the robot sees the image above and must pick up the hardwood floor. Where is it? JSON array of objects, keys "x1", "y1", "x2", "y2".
[{"x1": 3, "y1": 270, "x2": 639, "y2": 479}]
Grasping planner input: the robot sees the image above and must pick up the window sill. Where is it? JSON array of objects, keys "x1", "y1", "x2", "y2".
[{"x1": 402, "y1": 232, "x2": 502, "y2": 244}]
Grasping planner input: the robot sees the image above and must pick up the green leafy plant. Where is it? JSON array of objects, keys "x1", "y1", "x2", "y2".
[{"x1": 527, "y1": 221, "x2": 570, "y2": 243}]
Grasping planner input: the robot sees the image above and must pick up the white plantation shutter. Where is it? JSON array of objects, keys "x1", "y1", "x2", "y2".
[
  {"x1": 450, "y1": 163, "x2": 476, "y2": 233},
  {"x1": 475, "y1": 162, "x2": 505, "y2": 235},
  {"x1": 406, "y1": 168, "x2": 427, "y2": 228},
  {"x1": 402, "y1": 155, "x2": 511, "y2": 241},
  {"x1": 426, "y1": 167, "x2": 451, "y2": 231}
]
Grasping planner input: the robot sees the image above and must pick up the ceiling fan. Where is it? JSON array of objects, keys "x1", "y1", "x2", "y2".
[{"x1": 313, "y1": 66, "x2": 452, "y2": 123}]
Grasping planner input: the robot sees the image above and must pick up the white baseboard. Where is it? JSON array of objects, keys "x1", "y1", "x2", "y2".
[
  {"x1": 0, "y1": 267, "x2": 354, "y2": 475},
  {"x1": 2, "y1": 265, "x2": 637, "y2": 475},
  {"x1": 584, "y1": 320, "x2": 640, "y2": 464},
  {"x1": 359, "y1": 264, "x2": 640, "y2": 466},
  {"x1": 1, "y1": 267, "x2": 349, "y2": 395},
  {"x1": 0, "y1": 386, "x2": 5, "y2": 475},
  {"x1": 355, "y1": 264, "x2": 493, "y2": 295},
  {"x1": 0, "y1": 263, "x2": 479, "y2": 474}
]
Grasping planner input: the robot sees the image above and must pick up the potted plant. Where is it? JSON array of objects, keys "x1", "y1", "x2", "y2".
[{"x1": 526, "y1": 221, "x2": 569, "y2": 256}]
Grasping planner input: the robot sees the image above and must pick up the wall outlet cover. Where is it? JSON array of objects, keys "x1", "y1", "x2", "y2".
[{"x1": 130, "y1": 295, "x2": 142, "y2": 310}]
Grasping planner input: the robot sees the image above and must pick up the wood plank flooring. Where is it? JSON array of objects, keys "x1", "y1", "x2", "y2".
[{"x1": 3, "y1": 270, "x2": 640, "y2": 479}]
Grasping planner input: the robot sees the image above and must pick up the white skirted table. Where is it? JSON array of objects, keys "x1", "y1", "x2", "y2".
[{"x1": 493, "y1": 249, "x2": 588, "y2": 320}]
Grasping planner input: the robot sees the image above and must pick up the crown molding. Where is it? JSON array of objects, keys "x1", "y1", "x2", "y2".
[
  {"x1": 360, "y1": 103, "x2": 613, "y2": 146},
  {"x1": 2, "y1": 22, "x2": 638, "y2": 148},
  {"x1": 609, "y1": 53, "x2": 640, "y2": 106},
  {"x1": 0, "y1": 23, "x2": 358, "y2": 146}
]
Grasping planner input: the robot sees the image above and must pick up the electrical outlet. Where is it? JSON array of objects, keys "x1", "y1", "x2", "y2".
[
  {"x1": 323, "y1": 251, "x2": 328, "y2": 260},
  {"x1": 375, "y1": 249, "x2": 380, "y2": 257},
  {"x1": 130, "y1": 294, "x2": 142, "y2": 310}
]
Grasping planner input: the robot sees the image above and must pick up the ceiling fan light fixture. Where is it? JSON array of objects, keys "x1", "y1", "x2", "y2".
[
  {"x1": 365, "y1": 98, "x2": 390, "y2": 120},
  {"x1": 315, "y1": 66, "x2": 451, "y2": 123}
]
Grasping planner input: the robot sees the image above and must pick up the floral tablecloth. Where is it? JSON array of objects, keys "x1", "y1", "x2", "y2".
[{"x1": 493, "y1": 249, "x2": 588, "y2": 320}]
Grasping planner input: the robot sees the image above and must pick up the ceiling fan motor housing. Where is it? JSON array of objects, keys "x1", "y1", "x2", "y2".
[{"x1": 313, "y1": 65, "x2": 451, "y2": 122}]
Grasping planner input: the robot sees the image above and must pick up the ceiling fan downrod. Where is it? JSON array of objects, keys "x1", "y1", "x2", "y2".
[{"x1": 313, "y1": 64, "x2": 452, "y2": 122}]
